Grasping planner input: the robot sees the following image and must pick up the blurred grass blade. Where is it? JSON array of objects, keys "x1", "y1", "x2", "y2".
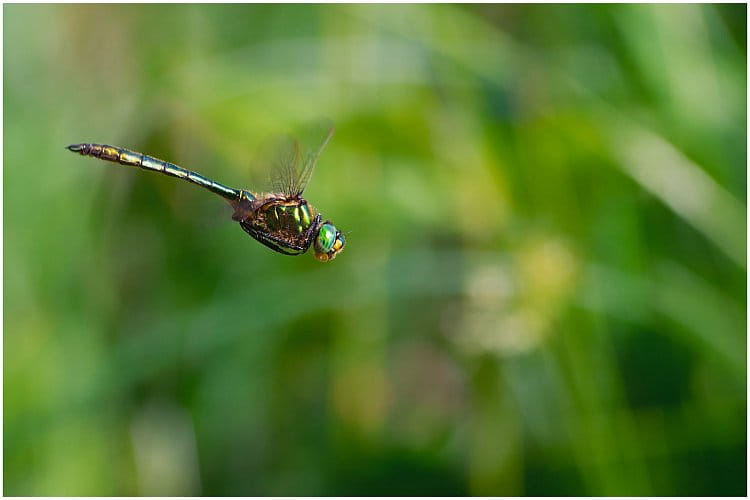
[{"x1": 613, "y1": 125, "x2": 746, "y2": 268}]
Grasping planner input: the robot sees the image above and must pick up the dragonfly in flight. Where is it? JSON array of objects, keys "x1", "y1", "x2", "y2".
[{"x1": 67, "y1": 122, "x2": 345, "y2": 261}]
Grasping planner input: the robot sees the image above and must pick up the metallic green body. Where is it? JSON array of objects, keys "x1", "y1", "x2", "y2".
[
  {"x1": 265, "y1": 203, "x2": 313, "y2": 234},
  {"x1": 238, "y1": 199, "x2": 319, "y2": 255},
  {"x1": 67, "y1": 127, "x2": 344, "y2": 261}
]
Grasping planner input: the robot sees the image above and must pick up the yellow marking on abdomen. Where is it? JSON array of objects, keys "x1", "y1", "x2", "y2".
[
  {"x1": 100, "y1": 146, "x2": 120, "y2": 161},
  {"x1": 118, "y1": 150, "x2": 142, "y2": 166}
]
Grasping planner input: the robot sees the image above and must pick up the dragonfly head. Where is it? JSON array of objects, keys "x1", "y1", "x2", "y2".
[{"x1": 313, "y1": 221, "x2": 345, "y2": 262}]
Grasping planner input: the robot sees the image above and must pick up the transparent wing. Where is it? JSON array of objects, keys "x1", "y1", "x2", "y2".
[
  {"x1": 248, "y1": 134, "x2": 301, "y2": 197},
  {"x1": 268, "y1": 135, "x2": 302, "y2": 197},
  {"x1": 248, "y1": 119, "x2": 334, "y2": 198},
  {"x1": 293, "y1": 119, "x2": 335, "y2": 197}
]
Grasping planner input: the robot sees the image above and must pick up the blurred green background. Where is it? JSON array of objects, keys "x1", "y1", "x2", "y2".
[{"x1": 4, "y1": 3, "x2": 746, "y2": 496}]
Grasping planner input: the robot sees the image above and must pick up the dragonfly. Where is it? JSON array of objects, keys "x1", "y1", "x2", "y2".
[{"x1": 67, "y1": 123, "x2": 345, "y2": 261}]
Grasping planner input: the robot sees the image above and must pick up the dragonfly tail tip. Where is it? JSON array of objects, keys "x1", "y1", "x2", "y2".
[{"x1": 66, "y1": 144, "x2": 84, "y2": 153}]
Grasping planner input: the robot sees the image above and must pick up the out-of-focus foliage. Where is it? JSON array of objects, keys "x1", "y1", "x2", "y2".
[{"x1": 4, "y1": 4, "x2": 746, "y2": 496}]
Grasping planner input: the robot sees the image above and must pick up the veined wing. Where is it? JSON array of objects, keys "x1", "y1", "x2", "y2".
[
  {"x1": 250, "y1": 120, "x2": 335, "y2": 199},
  {"x1": 291, "y1": 119, "x2": 335, "y2": 197},
  {"x1": 268, "y1": 134, "x2": 302, "y2": 198}
]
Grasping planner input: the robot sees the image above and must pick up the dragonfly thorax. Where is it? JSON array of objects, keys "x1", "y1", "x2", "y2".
[
  {"x1": 233, "y1": 195, "x2": 344, "y2": 260},
  {"x1": 261, "y1": 198, "x2": 314, "y2": 235},
  {"x1": 234, "y1": 195, "x2": 320, "y2": 257}
]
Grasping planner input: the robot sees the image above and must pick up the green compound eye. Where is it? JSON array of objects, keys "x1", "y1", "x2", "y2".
[{"x1": 317, "y1": 223, "x2": 337, "y2": 252}]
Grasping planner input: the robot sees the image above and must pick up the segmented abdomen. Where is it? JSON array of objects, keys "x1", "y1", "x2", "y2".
[{"x1": 67, "y1": 143, "x2": 241, "y2": 201}]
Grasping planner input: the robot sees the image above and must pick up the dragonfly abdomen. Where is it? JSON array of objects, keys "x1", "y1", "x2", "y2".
[{"x1": 67, "y1": 143, "x2": 242, "y2": 201}]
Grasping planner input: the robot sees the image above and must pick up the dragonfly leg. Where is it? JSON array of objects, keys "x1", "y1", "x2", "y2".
[
  {"x1": 239, "y1": 221, "x2": 308, "y2": 255},
  {"x1": 301, "y1": 213, "x2": 322, "y2": 248}
]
